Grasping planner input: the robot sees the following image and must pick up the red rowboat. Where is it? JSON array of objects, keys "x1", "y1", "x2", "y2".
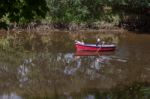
[{"x1": 75, "y1": 40, "x2": 116, "y2": 52}]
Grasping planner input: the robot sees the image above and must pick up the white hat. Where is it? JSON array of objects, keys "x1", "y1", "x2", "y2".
[{"x1": 97, "y1": 38, "x2": 100, "y2": 41}]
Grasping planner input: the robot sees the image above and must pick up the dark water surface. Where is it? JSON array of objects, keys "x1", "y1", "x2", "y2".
[{"x1": 0, "y1": 31, "x2": 150, "y2": 99}]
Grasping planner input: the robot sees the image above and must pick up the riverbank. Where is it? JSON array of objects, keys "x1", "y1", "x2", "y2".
[{"x1": 0, "y1": 22, "x2": 126, "y2": 36}]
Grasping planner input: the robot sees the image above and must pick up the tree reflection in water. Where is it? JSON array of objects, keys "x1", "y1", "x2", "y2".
[
  {"x1": 0, "y1": 32, "x2": 150, "y2": 99},
  {"x1": 0, "y1": 49, "x2": 149, "y2": 99}
]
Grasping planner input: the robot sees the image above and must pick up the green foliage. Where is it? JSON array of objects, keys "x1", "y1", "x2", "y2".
[
  {"x1": 46, "y1": 0, "x2": 115, "y2": 23},
  {"x1": 0, "y1": 0, "x2": 49, "y2": 24},
  {"x1": 0, "y1": 0, "x2": 150, "y2": 29},
  {"x1": 46, "y1": 0, "x2": 150, "y2": 24},
  {"x1": 0, "y1": 37, "x2": 10, "y2": 49},
  {"x1": 108, "y1": 0, "x2": 150, "y2": 14}
]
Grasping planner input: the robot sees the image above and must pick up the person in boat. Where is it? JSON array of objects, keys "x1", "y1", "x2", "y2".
[
  {"x1": 96, "y1": 38, "x2": 101, "y2": 46},
  {"x1": 102, "y1": 41, "x2": 105, "y2": 45},
  {"x1": 75, "y1": 40, "x2": 84, "y2": 45},
  {"x1": 81, "y1": 40, "x2": 84, "y2": 44}
]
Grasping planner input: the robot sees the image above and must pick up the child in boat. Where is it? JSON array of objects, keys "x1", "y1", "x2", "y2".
[
  {"x1": 96, "y1": 38, "x2": 101, "y2": 46},
  {"x1": 75, "y1": 40, "x2": 84, "y2": 44},
  {"x1": 81, "y1": 40, "x2": 84, "y2": 44}
]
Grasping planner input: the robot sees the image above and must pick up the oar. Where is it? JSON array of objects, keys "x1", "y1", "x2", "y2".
[
  {"x1": 96, "y1": 44, "x2": 101, "y2": 52},
  {"x1": 96, "y1": 41, "x2": 105, "y2": 52}
]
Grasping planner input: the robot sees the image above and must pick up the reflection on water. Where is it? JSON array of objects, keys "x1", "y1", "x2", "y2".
[
  {"x1": 0, "y1": 93, "x2": 21, "y2": 99},
  {"x1": 0, "y1": 31, "x2": 150, "y2": 99}
]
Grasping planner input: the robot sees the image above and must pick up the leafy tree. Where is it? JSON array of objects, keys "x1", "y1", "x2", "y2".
[
  {"x1": 0, "y1": 0, "x2": 150, "y2": 31},
  {"x1": 0, "y1": 0, "x2": 49, "y2": 24}
]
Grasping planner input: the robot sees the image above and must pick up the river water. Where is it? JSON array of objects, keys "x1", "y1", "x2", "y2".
[{"x1": 0, "y1": 31, "x2": 150, "y2": 99}]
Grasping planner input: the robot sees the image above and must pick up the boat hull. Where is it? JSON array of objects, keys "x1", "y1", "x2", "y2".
[
  {"x1": 75, "y1": 44, "x2": 116, "y2": 52},
  {"x1": 75, "y1": 51, "x2": 115, "y2": 56}
]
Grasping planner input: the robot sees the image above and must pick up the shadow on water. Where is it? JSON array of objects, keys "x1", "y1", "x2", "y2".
[{"x1": 0, "y1": 31, "x2": 150, "y2": 99}]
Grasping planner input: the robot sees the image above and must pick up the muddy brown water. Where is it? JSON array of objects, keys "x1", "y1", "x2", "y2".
[{"x1": 0, "y1": 31, "x2": 150, "y2": 99}]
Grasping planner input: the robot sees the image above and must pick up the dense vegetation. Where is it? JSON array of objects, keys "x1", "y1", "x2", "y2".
[{"x1": 0, "y1": 0, "x2": 150, "y2": 31}]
